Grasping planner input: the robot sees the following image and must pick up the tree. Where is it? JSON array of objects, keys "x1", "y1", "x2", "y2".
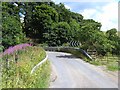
[
  {"x1": 78, "y1": 26, "x2": 113, "y2": 55},
  {"x1": 29, "y1": 4, "x2": 58, "y2": 43},
  {"x1": 69, "y1": 19, "x2": 80, "y2": 40},
  {"x1": 70, "y1": 12, "x2": 83, "y2": 23},
  {"x1": 20, "y1": 2, "x2": 42, "y2": 38},
  {"x1": 2, "y1": 15, "x2": 25, "y2": 49},
  {"x1": 80, "y1": 19, "x2": 102, "y2": 31},
  {"x1": 2, "y1": 2, "x2": 20, "y2": 21},
  {"x1": 54, "y1": 3, "x2": 71, "y2": 22},
  {"x1": 45, "y1": 22, "x2": 71, "y2": 46},
  {"x1": 78, "y1": 19, "x2": 102, "y2": 46},
  {"x1": 106, "y1": 28, "x2": 120, "y2": 55},
  {"x1": 106, "y1": 28, "x2": 118, "y2": 41},
  {"x1": 2, "y1": 2, "x2": 26, "y2": 49},
  {"x1": 94, "y1": 31, "x2": 114, "y2": 55}
]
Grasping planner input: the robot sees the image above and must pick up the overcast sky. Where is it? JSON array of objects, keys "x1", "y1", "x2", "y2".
[{"x1": 52, "y1": 0, "x2": 118, "y2": 31}]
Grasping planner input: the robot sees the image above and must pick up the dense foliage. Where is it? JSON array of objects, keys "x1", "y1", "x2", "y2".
[
  {"x1": 2, "y1": 1, "x2": 120, "y2": 56},
  {"x1": 2, "y1": 16, "x2": 25, "y2": 49},
  {"x1": 2, "y1": 2, "x2": 26, "y2": 50}
]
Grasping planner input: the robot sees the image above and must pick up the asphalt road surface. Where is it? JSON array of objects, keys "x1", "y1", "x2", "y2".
[{"x1": 47, "y1": 51, "x2": 118, "y2": 88}]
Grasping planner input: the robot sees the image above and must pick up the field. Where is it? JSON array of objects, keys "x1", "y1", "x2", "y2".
[{"x1": 90, "y1": 53, "x2": 120, "y2": 71}]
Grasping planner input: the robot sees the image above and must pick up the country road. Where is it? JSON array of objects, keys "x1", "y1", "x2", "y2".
[{"x1": 47, "y1": 51, "x2": 118, "y2": 88}]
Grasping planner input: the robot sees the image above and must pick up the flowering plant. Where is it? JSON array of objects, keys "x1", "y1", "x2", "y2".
[{"x1": 2, "y1": 43, "x2": 31, "y2": 56}]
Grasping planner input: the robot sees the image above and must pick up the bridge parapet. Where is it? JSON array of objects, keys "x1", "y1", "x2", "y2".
[{"x1": 43, "y1": 47, "x2": 93, "y2": 61}]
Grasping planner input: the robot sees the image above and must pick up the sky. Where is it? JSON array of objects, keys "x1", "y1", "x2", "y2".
[{"x1": 52, "y1": 0, "x2": 119, "y2": 31}]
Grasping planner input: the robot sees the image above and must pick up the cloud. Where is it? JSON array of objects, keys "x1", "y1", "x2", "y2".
[
  {"x1": 64, "y1": 5, "x2": 71, "y2": 10},
  {"x1": 80, "y1": 9, "x2": 97, "y2": 19},
  {"x1": 52, "y1": 0, "x2": 118, "y2": 31},
  {"x1": 80, "y1": 2, "x2": 118, "y2": 31}
]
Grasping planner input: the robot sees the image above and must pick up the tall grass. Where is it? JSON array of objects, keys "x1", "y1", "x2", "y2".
[
  {"x1": 2, "y1": 45, "x2": 50, "y2": 88},
  {"x1": 90, "y1": 53, "x2": 120, "y2": 71}
]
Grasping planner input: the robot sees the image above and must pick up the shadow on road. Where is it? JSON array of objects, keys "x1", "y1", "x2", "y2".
[{"x1": 56, "y1": 55, "x2": 77, "y2": 59}]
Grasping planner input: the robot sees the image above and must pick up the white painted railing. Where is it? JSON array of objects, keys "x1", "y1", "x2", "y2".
[{"x1": 30, "y1": 52, "x2": 48, "y2": 74}]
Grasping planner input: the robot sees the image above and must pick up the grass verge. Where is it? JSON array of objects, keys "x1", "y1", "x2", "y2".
[
  {"x1": 2, "y1": 46, "x2": 51, "y2": 88},
  {"x1": 90, "y1": 53, "x2": 120, "y2": 71}
]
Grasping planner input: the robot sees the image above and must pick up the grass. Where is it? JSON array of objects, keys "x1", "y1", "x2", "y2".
[
  {"x1": 107, "y1": 63, "x2": 119, "y2": 71},
  {"x1": 2, "y1": 46, "x2": 51, "y2": 88},
  {"x1": 90, "y1": 53, "x2": 120, "y2": 71},
  {"x1": 90, "y1": 60, "x2": 101, "y2": 66}
]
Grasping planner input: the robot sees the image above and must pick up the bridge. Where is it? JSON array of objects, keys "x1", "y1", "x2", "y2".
[{"x1": 43, "y1": 46, "x2": 93, "y2": 60}]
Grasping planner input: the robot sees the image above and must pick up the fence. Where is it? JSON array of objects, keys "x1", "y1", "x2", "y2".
[{"x1": 87, "y1": 49, "x2": 97, "y2": 59}]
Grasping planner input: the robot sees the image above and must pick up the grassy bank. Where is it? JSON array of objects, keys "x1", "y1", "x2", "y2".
[
  {"x1": 58, "y1": 47, "x2": 120, "y2": 71},
  {"x1": 64, "y1": 48, "x2": 120, "y2": 71},
  {"x1": 90, "y1": 53, "x2": 120, "y2": 71},
  {"x1": 2, "y1": 46, "x2": 51, "y2": 88}
]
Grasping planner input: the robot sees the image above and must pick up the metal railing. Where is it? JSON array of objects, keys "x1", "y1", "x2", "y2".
[{"x1": 43, "y1": 46, "x2": 93, "y2": 60}]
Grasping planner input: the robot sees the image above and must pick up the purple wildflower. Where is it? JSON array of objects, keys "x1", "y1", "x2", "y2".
[{"x1": 2, "y1": 43, "x2": 31, "y2": 56}]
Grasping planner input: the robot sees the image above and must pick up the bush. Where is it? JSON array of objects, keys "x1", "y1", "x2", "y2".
[{"x1": 2, "y1": 16, "x2": 26, "y2": 50}]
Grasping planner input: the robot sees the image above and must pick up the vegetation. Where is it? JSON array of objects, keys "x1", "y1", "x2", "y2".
[
  {"x1": 91, "y1": 53, "x2": 120, "y2": 71},
  {"x1": 1, "y1": 2, "x2": 120, "y2": 86},
  {"x1": 2, "y1": 2, "x2": 26, "y2": 50},
  {"x1": 2, "y1": 1, "x2": 120, "y2": 56},
  {"x1": 2, "y1": 45, "x2": 50, "y2": 88}
]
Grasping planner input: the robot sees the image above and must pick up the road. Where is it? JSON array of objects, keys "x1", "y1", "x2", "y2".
[{"x1": 47, "y1": 51, "x2": 118, "y2": 88}]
